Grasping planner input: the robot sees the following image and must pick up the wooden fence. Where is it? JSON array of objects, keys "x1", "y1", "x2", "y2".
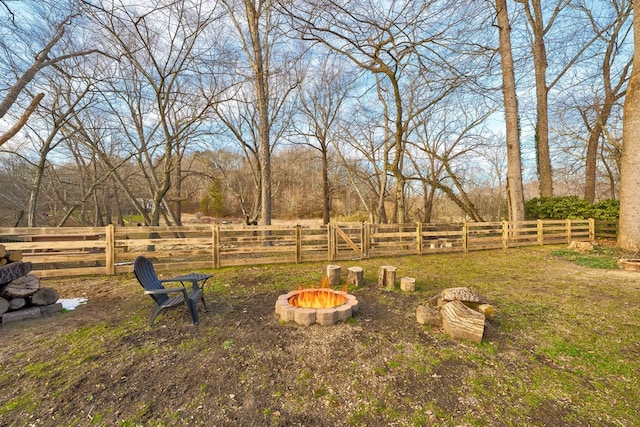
[{"x1": 0, "y1": 219, "x2": 617, "y2": 278}]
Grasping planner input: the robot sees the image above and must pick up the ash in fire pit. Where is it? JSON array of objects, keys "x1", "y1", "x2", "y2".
[{"x1": 275, "y1": 281, "x2": 359, "y2": 326}]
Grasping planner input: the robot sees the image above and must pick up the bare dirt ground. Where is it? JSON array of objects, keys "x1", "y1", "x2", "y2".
[
  {"x1": 2, "y1": 248, "x2": 639, "y2": 426},
  {"x1": 4, "y1": 277, "x2": 459, "y2": 426}
]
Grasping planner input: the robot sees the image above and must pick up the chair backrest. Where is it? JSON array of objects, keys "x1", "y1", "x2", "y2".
[{"x1": 133, "y1": 256, "x2": 168, "y2": 305}]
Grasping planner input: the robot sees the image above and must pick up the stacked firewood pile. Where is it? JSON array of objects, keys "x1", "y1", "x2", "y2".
[{"x1": 0, "y1": 244, "x2": 62, "y2": 323}]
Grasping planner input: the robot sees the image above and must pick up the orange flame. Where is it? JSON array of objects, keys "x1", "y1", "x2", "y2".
[{"x1": 288, "y1": 277, "x2": 348, "y2": 308}]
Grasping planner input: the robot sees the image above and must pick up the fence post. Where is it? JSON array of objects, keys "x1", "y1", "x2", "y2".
[
  {"x1": 416, "y1": 222, "x2": 423, "y2": 255},
  {"x1": 327, "y1": 224, "x2": 334, "y2": 261},
  {"x1": 462, "y1": 221, "x2": 468, "y2": 253},
  {"x1": 502, "y1": 221, "x2": 509, "y2": 249},
  {"x1": 589, "y1": 218, "x2": 595, "y2": 241},
  {"x1": 566, "y1": 219, "x2": 572, "y2": 244},
  {"x1": 105, "y1": 224, "x2": 115, "y2": 275},
  {"x1": 212, "y1": 224, "x2": 220, "y2": 269},
  {"x1": 363, "y1": 222, "x2": 371, "y2": 258},
  {"x1": 537, "y1": 219, "x2": 543, "y2": 245},
  {"x1": 295, "y1": 224, "x2": 302, "y2": 263}
]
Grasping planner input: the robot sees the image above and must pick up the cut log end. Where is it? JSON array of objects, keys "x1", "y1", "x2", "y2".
[
  {"x1": 7, "y1": 250, "x2": 23, "y2": 262},
  {"x1": 441, "y1": 300, "x2": 485, "y2": 343},
  {"x1": 0, "y1": 261, "x2": 33, "y2": 286},
  {"x1": 416, "y1": 304, "x2": 442, "y2": 327},
  {"x1": 1, "y1": 274, "x2": 40, "y2": 298},
  {"x1": 0, "y1": 296, "x2": 9, "y2": 315},
  {"x1": 31, "y1": 287, "x2": 59, "y2": 306}
]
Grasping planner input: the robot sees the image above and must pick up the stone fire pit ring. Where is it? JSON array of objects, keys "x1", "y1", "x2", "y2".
[{"x1": 275, "y1": 290, "x2": 359, "y2": 326}]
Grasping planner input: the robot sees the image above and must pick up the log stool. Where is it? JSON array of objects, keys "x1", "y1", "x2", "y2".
[
  {"x1": 346, "y1": 266, "x2": 364, "y2": 287},
  {"x1": 400, "y1": 277, "x2": 415, "y2": 292},
  {"x1": 326, "y1": 264, "x2": 341, "y2": 286},
  {"x1": 377, "y1": 265, "x2": 396, "y2": 290}
]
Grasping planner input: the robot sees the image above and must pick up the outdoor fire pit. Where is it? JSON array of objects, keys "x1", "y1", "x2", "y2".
[{"x1": 275, "y1": 286, "x2": 359, "y2": 326}]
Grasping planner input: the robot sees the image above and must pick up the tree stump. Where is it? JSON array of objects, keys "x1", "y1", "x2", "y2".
[
  {"x1": 568, "y1": 240, "x2": 593, "y2": 252},
  {"x1": 377, "y1": 265, "x2": 397, "y2": 289},
  {"x1": 31, "y1": 287, "x2": 59, "y2": 306},
  {"x1": 346, "y1": 266, "x2": 364, "y2": 287},
  {"x1": 326, "y1": 265, "x2": 341, "y2": 286},
  {"x1": 441, "y1": 300, "x2": 485, "y2": 343},
  {"x1": 400, "y1": 277, "x2": 415, "y2": 292}
]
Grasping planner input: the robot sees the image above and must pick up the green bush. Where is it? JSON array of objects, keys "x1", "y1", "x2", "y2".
[
  {"x1": 590, "y1": 199, "x2": 619, "y2": 220},
  {"x1": 525, "y1": 197, "x2": 619, "y2": 221}
]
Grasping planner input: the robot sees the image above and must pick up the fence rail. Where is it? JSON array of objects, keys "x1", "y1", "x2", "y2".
[{"x1": 0, "y1": 219, "x2": 615, "y2": 278}]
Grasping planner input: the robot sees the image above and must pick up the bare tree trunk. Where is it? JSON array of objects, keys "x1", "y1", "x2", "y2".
[
  {"x1": 321, "y1": 149, "x2": 330, "y2": 225},
  {"x1": 422, "y1": 185, "x2": 436, "y2": 223},
  {"x1": 496, "y1": 0, "x2": 525, "y2": 223},
  {"x1": 174, "y1": 161, "x2": 184, "y2": 226},
  {"x1": 94, "y1": 193, "x2": 104, "y2": 227},
  {"x1": 527, "y1": 0, "x2": 553, "y2": 198},
  {"x1": 243, "y1": 0, "x2": 272, "y2": 226},
  {"x1": 27, "y1": 154, "x2": 47, "y2": 227},
  {"x1": 584, "y1": 115, "x2": 607, "y2": 204},
  {"x1": 618, "y1": 1, "x2": 640, "y2": 251}
]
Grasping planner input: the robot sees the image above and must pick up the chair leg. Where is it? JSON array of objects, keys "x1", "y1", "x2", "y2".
[
  {"x1": 187, "y1": 298, "x2": 199, "y2": 324},
  {"x1": 200, "y1": 294, "x2": 208, "y2": 312},
  {"x1": 149, "y1": 306, "x2": 163, "y2": 326}
]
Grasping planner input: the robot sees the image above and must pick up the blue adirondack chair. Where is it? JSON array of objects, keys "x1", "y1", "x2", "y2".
[{"x1": 133, "y1": 256, "x2": 212, "y2": 326}]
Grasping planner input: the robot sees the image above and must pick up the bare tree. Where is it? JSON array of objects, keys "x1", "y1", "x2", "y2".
[
  {"x1": 514, "y1": 0, "x2": 625, "y2": 199},
  {"x1": 0, "y1": 1, "x2": 100, "y2": 146},
  {"x1": 293, "y1": 53, "x2": 355, "y2": 224},
  {"x1": 284, "y1": 0, "x2": 486, "y2": 223},
  {"x1": 25, "y1": 80, "x2": 95, "y2": 226},
  {"x1": 84, "y1": 0, "x2": 221, "y2": 226},
  {"x1": 578, "y1": 0, "x2": 632, "y2": 203},
  {"x1": 406, "y1": 100, "x2": 494, "y2": 222},
  {"x1": 217, "y1": 0, "x2": 300, "y2": 225},
  {"x1": 495, "y1": 0, "x2": 526, "y2": 222},
  {"x1": 342, "y1": 115, "x2": 391, "y2": 223}
]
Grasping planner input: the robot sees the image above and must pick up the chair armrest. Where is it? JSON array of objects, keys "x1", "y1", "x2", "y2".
[
  {"x1": 144, "y1": 287, "x2": 187, "y2": 295},
  {"x1": 160, "y1": 274, "x2": 212, "y2": 291}
]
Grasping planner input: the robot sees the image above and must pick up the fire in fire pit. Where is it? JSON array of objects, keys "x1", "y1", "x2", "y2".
[
  {"x1": 288, "y1": 288, "x2": 347, "y2": 309},
  {"x1": 275, "y1": 279, "x2": 359, "y2": 326}
]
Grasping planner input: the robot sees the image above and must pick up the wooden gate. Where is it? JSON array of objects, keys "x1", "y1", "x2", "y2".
[{"x1": 328, "y1": 223, "x2": 369, "y2": 261}]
